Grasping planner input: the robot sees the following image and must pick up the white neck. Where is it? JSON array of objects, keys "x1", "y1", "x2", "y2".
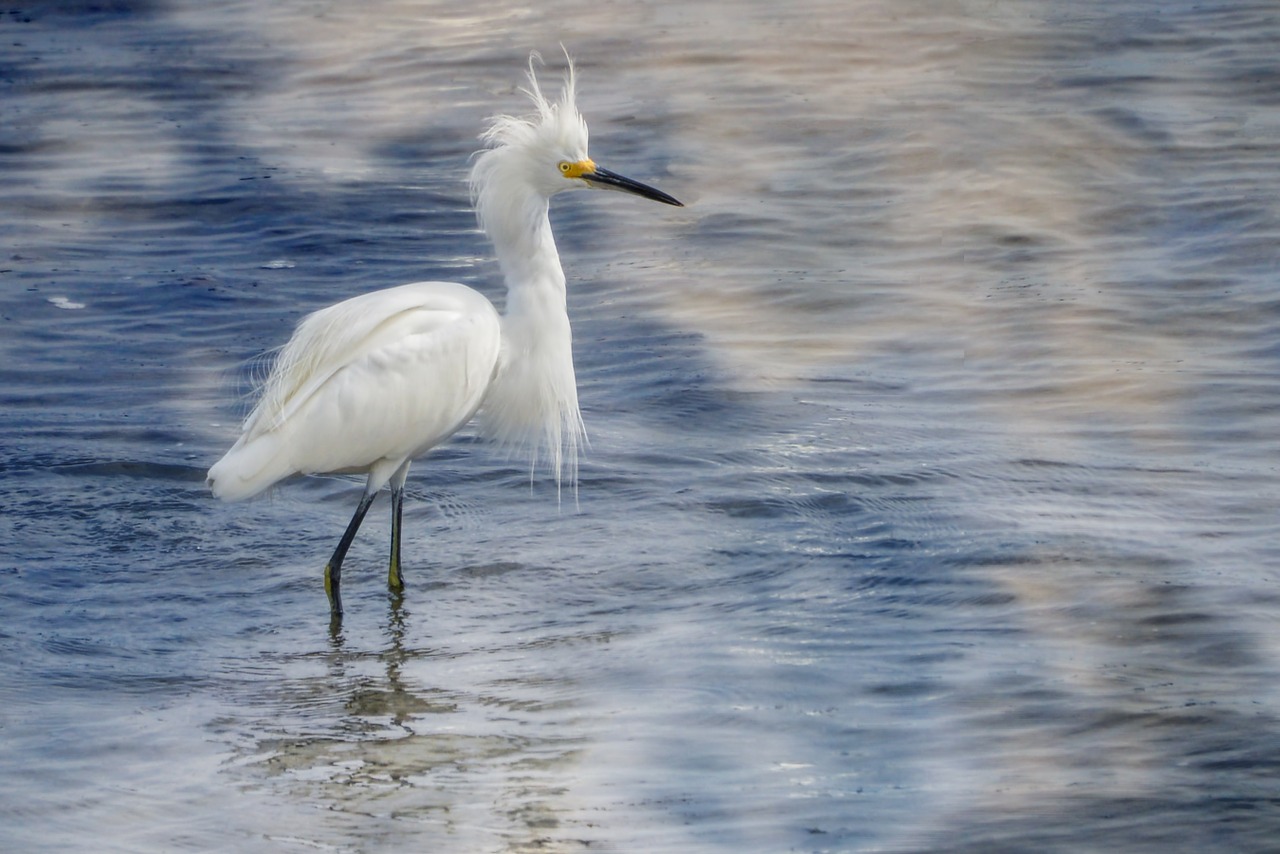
[
  {"x1": 474, "y1": 172, "x2": 585, "y2": 488},
  {"x1": 488, "y1": 187, "x2": 566, "y2": 297}
]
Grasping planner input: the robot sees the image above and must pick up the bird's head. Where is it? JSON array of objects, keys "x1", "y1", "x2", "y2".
[{"x1": 471, "y1": 55, "x2": 682, "y2": 208}]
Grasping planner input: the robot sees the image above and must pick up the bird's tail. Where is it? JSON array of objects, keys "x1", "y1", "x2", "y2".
[{"x1": 207, "y1": 432, "x2": 296, "y2": 501}]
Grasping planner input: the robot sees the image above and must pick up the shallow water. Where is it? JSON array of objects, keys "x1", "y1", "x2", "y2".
[{"x1": 3, "y1": 1, "x2": 1280, "y2": 851}]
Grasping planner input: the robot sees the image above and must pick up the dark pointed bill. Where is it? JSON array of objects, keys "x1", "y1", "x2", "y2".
[{"x1": 584, "y1": 166, "x2": 683, "y2": 207}]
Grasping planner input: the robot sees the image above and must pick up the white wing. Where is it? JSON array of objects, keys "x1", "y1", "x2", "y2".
[{"x1": 209, "y1": 281, "x2": 501, "y2": 501}]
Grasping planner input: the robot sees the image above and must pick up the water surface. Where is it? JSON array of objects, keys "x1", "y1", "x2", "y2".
[{"x1": 3, "y1": 1, "x2": 1280, "y2": 851}]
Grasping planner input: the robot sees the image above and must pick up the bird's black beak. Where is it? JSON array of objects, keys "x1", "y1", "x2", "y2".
[{"x1": 584, "y1": 166, "x2": 683, "y2": 207}]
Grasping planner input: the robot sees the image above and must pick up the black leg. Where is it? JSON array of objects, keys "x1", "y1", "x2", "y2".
[
  {"x1": 388, "y1": 480, "x2": 405, "y2": 594},
  {"x1": 323, "y1": 489, "x2": 378, "y2": 619},
  {"x1": 387, "y1": 461, "x2": 411, "y2": 595}
]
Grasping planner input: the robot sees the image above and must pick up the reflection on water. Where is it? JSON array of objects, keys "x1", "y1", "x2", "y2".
[
  {"x1": 2, "y1": 0, "x2": 1280, "y2": 851},
  {"x1": 215, "y1": 598, "x2": 589, "y2": 852}
]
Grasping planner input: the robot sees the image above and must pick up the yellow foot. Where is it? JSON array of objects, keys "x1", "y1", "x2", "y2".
[{"x1": 324, "y1": 562, "x2": 343, "y2": 617}]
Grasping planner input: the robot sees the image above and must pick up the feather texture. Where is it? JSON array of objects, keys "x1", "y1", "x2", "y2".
[
  {"x1": 210, "y1": 56, "x2": 672, "y2": 510},
  {"x1": 205, "y1": 55, "x2": 680, "y2": 618},
  {"x1": 209, "y1": 282, "x2": 501, "y2": 500},
  {"x1": 469, "y1": 57, "x2": 590, "y2": 491}
]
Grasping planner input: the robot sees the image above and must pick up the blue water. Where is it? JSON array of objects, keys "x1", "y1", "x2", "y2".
[{"x1": 3, "y1": 1, "x2": 1280, "y2": 851}]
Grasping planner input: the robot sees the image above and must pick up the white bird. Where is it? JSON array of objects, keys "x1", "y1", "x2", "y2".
[{"x1": 207, "y1": 59, "x2": 681, "y2": 619}]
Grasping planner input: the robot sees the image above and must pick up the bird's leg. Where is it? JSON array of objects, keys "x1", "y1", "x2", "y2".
[
  {"x1": 387, "y1": 462, "x2": 411, "y2": 594},
  {"x1": 323, "y1": 488, "x2": 378, "y2": 618},
  {"x1": 388, "y1": 487, "x2": 405, "y2": 594}
]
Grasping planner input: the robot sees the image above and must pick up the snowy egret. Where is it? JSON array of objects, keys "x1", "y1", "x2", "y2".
[{"x1": 207, "y1": 59, "x2": 681, "y2": 618}]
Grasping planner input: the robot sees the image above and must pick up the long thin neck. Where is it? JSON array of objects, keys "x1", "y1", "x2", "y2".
[
  {"x1": 474, "y1": 173, "x2": 584, "y2": 489},
  {"x1": 482, "y1": 184, "x2": 566, "y2": 305}
]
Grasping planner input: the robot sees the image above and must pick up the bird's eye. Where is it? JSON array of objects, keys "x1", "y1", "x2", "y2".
[{"x1": 558, "y1": 161, "x2": 572, "y2": 175}]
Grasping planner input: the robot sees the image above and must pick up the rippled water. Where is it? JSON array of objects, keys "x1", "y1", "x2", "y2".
[{"x1": 4, "y1": 1, "x2": 1280, "y2": 851}]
